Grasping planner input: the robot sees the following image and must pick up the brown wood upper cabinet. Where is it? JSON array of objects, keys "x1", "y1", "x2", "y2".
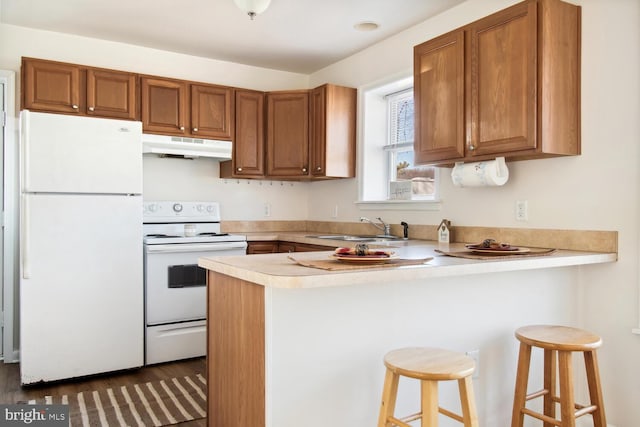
[
  {"x1": 22, "y1": 57, "x2": 138, "y2": 120},
  {"x1": 266, "y1": 90, "x2": 310, "y2": 178},
  {"x1": 141, "y1": 76, "x2": 233, "y2": 139},
  {"x1": 191, "y1": 84, "x2": 233, "y2": 139},
  {"x1": 310, "y1": 84, "x2": 356, "y2": 179},
  {"x1": 223, "y1": 84, "x2": 355, "y2": 180},
  {"x1": 414, "y1": 0, "x2": 581, "y2": 166},
  {"x1": 220, "y1": 89, "x2": 265, "y2": 178}
]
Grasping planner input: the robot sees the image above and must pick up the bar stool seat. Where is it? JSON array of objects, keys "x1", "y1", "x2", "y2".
[
  {"x1": 511, "y1": 324, "x2": 607, "y2": 427},
  {"x1": 377, "y1": 347, "x2": 479, "y2": 427}
]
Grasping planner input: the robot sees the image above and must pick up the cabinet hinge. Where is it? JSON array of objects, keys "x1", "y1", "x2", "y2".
[
  {"x1": 0, "y1": 311, "x2": 4, "y2": 328},
  {"x1": 1, "y1": 110, "x2": 6, "y2": 127}
]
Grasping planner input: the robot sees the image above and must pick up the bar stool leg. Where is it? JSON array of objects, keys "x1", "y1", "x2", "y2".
[
  {"x1": 543, "y1": 349, "x2": 557, "y2": 427},
  {"x1": 378, "y1": 368, "x2": 400, "y2": 427},
  {"x1": 421, "y1": 379, "x2": 439, "y2": 426},
  {"x1": 558, "y1": 351, "x2": 576, "y2": 427},
  {"x1": 584, "y1": 350, "x2": 607, "y2": 427},
  {"x1": 458, "y1": 375, "x2": 479, "y2": 427},
  {"x1": 511, "y1": 342, "x2": 532, "y2": 427}
]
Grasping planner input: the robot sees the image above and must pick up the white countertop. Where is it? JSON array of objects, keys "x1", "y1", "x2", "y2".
[{"x1": 198, "y1": 242, "x2": 617, "y2": 289}]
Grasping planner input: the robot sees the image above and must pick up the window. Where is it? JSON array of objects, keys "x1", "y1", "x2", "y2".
[
  {"x1": 385, "y1": 89, "x2": 436, "y2": 201},
  {"x1": 359, "y1": 75, "x2": 438, "y2": 207}
]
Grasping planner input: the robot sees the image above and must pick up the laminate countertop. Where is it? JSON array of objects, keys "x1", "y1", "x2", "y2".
[{"x1": 198, "y1": 240, "x2": 616, "y2": 289}]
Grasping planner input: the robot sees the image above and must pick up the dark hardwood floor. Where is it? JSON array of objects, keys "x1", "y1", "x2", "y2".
[{"x1": 0, "y1": 357, "x2": 207, "y2": 426}]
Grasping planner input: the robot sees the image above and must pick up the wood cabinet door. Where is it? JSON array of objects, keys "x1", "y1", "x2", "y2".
[
  {"x1": 22, "y1": 58, "x2": 81, "y2": 114},
  {"x1": 87, "y1": 69, "x2": 137, "y2": 120},
  {"x1": 309, "y1": 86, "x2": 327, "y2": 177},
  {"x1": 266, "y1": 91, "x2": 309, "y2": 177},
  {"x1": 141, "y1": 77, "x2": 187, "y2": 135},
  {"x1": 277, "y1": 242, "x2": 297, "y2": 253},
  {"x1": 191, "y1": 84, "x2": 233, "y2": 139},
  {"x1": 468, "y1": 1, "x2": 537, "y2": 157},
  {"x1": 246, "y1": 241, "x2": 279, "y2": 254},
  {"x1": 315, "y1": 84, "x2": 356, "y2": 178},
  {"x1": 291, "y1": 243, "x2": 333, "y2": 252},
  {"x1": 233, "y1": 89, "x2": 265, "y2": 177},
  {"x1": 413, "y1": 30, "x2": 465, "y2": 164}
]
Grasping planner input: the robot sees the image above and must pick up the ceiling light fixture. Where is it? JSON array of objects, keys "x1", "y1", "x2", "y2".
[
  {"x1": 354, "y1": 21, "x2": 380, "y2": 32},
  {"x1": 233, "y1": 0, "x2": 272, "y2": 20}
]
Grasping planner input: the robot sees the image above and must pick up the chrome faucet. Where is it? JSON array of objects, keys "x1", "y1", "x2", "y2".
[{"x1": 360, "y1": 217, "x2": 391, "y2": 236}]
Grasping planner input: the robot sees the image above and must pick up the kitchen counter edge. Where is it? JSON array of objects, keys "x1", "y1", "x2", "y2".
[{"x1": 198, "y1": 242, "x2": 617, "y2": 289}]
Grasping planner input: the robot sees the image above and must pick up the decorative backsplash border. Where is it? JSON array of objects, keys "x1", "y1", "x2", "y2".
[{"x1": 222, "y1": 221, "x2": 618, "y2": 253}]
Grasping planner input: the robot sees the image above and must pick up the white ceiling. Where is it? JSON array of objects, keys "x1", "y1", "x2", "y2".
[{"x1": 0, "y1": 0, "x2": 465, "y2": 74}]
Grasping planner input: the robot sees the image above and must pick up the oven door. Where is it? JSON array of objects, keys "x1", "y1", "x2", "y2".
[{"x1": 144, "y1": 241, "x2": 247, "y2": 325}]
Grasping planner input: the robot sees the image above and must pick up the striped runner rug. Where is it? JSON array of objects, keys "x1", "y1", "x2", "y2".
[{"x1": 22, "y1": 373, "x2": 207, "y2": 426}]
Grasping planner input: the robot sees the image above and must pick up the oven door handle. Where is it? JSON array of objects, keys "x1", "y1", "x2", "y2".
[{"x1": 145, "y1": 242, "x2": 248, "y2": 253}]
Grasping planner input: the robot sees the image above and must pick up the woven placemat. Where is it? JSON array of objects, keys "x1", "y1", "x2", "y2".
[
  {"x1": 287, "y1": 255, "x2": 433, "y2": 271},
  {"x1": 435, "y1": 248, "x2": 556, "y2": 260}
]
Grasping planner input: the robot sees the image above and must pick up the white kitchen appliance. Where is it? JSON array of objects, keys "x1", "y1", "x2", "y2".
[
  {"x1": 143, "y1": 201, "x2": 247, "y2": 365},
  {"x1": 142, "y1": 133, "x2": 232, "y2": 159},
  {"x1": 19, "y1": 110, "x2": 144, "y2": 385}
]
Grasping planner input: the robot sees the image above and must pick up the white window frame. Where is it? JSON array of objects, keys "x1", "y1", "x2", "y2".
[{"x1": 356, "y1": 72, "x2": 441, "y2": 211}]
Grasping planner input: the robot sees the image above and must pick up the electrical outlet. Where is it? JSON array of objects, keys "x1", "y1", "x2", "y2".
[
  {"x1": 466, "y1": 349, "x2": 480, "y2": 378},
  {"x1": 332, "y1": 205, "x2": 338, "y2": 218},
  {"x1": 515, "y1": 200, "x2": 528, "y2": 221},
  {"x1": 264, "y1": 203, "x2": 271, "y2": 217}
]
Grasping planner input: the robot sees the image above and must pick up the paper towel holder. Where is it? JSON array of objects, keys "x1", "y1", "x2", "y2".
[{"x1": 451, "y1": 156, "x2": 509, "y2": 187}]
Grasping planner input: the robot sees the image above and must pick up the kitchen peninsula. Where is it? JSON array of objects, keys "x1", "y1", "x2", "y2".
[{"x1": 199, "y1": 240, "x2": 615, "y2": 427}]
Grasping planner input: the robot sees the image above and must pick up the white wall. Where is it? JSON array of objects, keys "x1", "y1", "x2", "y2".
[
  {"x1": 309, "y1": 0, "x2": 640, "y2": 426},
  {"x1": 2, "y1": 0, "x2": 639, "y2": 424},
  {"x1": 142, "y1": 156, "x2": 309, "y2": 220}
]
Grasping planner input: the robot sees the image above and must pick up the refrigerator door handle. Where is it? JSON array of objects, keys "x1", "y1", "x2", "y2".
[
  {"x1": 21, "y1": 110, "x2": 30, "y2": 191},
  {"x1": 21, "y1": 194, "x2": 31, "y2": 279}
]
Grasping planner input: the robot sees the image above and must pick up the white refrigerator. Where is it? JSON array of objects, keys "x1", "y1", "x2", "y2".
[{"x1": 19, "y1": 110, "x2": 144, "y2": 384}]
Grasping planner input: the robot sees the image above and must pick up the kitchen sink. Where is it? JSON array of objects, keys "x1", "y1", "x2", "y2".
[{"x1": 306, "y1": 234, "x2": 405, "y2": 242}]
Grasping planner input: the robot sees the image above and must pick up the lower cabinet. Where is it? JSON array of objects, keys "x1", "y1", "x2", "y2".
[
  {"x1": 246, "y1": 241, "x2": 332, "y2": 254},
  {"x1": 290, "y1": 242, "x2": 335, "y2": 252},
  {"x1": 246, "y1": 241, "x2": 280, "y2": 254}
]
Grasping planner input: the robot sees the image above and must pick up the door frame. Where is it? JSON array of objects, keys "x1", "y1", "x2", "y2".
[{"x1": 1, "y1": 69, "x2": 19, "y2": 363}]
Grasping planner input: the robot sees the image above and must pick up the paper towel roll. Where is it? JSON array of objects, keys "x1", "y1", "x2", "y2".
[{"x1": 451, "y1": 157, "x2": 509, "y2": 187}]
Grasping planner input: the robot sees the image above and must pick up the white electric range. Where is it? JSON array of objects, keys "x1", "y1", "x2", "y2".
[{"x1": 143, "y1": 201, "x2": 247, "y2": 365}]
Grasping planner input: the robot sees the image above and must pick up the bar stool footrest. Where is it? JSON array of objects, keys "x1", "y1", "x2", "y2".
[
  {"x1": 525, "y1": 388, "x2": 550, "y2": 401},
  {"x1": 387, "y1": 406, "x2": 465, "y2": 426},
  {"x1": 388, "y1": 415, "x2": 416, "y2": 427}
]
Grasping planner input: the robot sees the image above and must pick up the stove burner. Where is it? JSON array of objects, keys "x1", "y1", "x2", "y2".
[
  {"x1": 145, "y1": 234, "x2": 179, "y2": 238},
  {"x1": 198, "y1": 232, "x2": 229, "y2": 237}
]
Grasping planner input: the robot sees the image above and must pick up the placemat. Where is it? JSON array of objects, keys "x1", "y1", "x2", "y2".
[
  {"x1": 287, "y1": 255, "x2": 433, "y2": 271},
  {"x1": 435, "y1": 248, "x2": 556, "y2": 260}
]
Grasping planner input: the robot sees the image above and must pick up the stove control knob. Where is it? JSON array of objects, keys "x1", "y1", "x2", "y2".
[
  {"x1": 147, "y1": 203, "x2": 158, "y2": 213},
  {"x1": 173, "y1": 203, "x2": 183, "y2": 213},
  {"x1": 196, "y1": 204, "x2": 205, "y2": 212},
  {"x1": 206, "y1": 205, "x2": 215, "y2": 213}
]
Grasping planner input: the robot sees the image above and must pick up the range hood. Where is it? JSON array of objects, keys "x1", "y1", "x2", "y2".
[{"x1": 142, "y1": 133, "x2": 232, "y2": 160}]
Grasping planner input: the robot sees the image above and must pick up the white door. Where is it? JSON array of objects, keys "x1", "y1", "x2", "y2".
[
  {"x1": 21, "y1": 111, "x2": 142, "y2": 194},
  {"x1": 20, "y1": 194, "x2": 143, "y2": 384}
]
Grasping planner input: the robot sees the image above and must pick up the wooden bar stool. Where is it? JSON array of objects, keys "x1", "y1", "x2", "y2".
[
  {"x1": 377, "y1": 347, "x2": 479, "y2": 427},
  {"x1": 511, "y1": 325, "x2": 607, "y2": 427}
]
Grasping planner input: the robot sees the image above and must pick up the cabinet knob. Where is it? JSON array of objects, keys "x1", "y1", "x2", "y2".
[
  {"x1": 469, "y1": 144, "x2": 475, "y2": 151},
  {"x1": 302, "y1": 167, "x2": 308, "y2": 173},
  {"x1": 237, "y1": 167, "x2": 243, "y2": 172},
  {"x1": 193, "y1": 128, "x2": 198, "y2": 132},
  {"x1": 72, "y1": 104, "x2": 79, "y2": 109},
  {"x1": 88, "y1": 106, "x2": 95, "y2": 112},
  {"x1": 179, "y1": 126, "x2": 185, "y2": 131},
  {"x1": 316, "y1": 166, "x2": 322, "y2": 171}
]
